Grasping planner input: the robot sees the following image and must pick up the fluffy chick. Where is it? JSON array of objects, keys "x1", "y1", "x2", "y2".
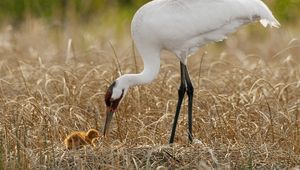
[{"x1": 64, "y1": 129, "x2": 100, "y2": 150}]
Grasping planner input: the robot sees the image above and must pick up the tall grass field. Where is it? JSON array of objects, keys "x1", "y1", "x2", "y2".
[{"x1": 0, "y1": 17, "x2": 300, "y2": 169}]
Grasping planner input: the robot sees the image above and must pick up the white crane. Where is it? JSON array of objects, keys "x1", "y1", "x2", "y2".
[{"x1": 103, "y1": 0, "x2": 280, "y2": 143}]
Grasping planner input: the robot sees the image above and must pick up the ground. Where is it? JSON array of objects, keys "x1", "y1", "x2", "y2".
[{"x1": 0, "y1": 20, "x2": 300, "y2": 169}]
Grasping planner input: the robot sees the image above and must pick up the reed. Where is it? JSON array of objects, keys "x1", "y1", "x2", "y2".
[{"x1": 0, "y1": 19, "x2": 300, "y2": 168}]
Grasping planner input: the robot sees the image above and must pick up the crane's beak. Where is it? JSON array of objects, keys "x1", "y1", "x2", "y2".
[{"x1": 103, "y1": 106, "x2": 115, "y2": 137}]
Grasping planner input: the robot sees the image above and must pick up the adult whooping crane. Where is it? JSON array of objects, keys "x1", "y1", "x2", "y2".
[{"x1": 103, "y1": 0, "x2": 280, "y2": 143}]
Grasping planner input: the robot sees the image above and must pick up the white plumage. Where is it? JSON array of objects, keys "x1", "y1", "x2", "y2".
[
  {"x1": 103, "y1": 0, "x2": 279, "y2": 143},
  {"x1": 132, "y1": 0, "x2": 279, "y2": 63},
  {"x1": 113, "y1": 0, "x2": 279, "y2": 99}
]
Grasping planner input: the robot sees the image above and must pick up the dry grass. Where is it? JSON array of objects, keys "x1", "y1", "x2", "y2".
[{"x1": 1, "y1": 20, "x2": 300, "y2": 169}]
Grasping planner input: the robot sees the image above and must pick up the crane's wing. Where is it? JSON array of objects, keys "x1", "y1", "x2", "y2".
[{"x1": 132, "y1": 0, "x2": 279, "y2": 57}]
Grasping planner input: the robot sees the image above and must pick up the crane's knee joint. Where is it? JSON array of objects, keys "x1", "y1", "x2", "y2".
[
  {"x1": 186, "y1": 84, "x2": 194, "y2": 95},
  {"x1": 178, "y1": 84, "x2": 186, "y2": 95}
]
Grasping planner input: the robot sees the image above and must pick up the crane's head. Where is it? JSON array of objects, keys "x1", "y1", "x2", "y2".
[{"x1": 103, "y1": 81, "x2": 128, "y2": 137}]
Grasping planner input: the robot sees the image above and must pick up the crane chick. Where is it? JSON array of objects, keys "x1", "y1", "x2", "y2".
[{"x1": 64, "y1": 129, "x2": 100, "y2": 150}]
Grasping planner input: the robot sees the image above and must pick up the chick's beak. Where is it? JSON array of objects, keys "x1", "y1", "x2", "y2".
[{"x1": 103, "y1": 106, "x2": 115, "y2": 137}]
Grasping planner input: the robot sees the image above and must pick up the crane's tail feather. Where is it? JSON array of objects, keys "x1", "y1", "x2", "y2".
[
  {"x1": 254, "y1": 0, "x2": 280, "y2": 28},
  {"x1": 260, "y1": 18, "x2": 280, "y2": 28}
]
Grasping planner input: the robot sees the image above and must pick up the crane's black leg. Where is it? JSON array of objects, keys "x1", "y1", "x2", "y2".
[
  {"x1": 183, "y1": 65, "x2": 194, "y2": 143},
  {"x1": 169, "y1": 62, "x2": 186, "y2": 144}
]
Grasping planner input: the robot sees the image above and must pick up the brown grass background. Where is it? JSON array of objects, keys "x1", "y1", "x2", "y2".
[{"x1": 0, "y1": 18, "x2": 300, "y2": 169}]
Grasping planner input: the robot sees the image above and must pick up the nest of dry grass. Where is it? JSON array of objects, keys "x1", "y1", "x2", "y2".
[
  {"x1": 50, "y1": 143, "x2": 300, "y2": 169},
  {"x1": 1, "y1": 21, "x2": 300, "y2": 169}
]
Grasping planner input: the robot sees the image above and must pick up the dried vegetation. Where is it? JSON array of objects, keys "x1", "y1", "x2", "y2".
[{"x1": 0, "y1": 20, "x2": 300, "y2": 169}]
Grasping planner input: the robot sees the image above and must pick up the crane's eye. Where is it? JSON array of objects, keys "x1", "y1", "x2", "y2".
[{"x1": 104, "y1": 81, "x2": 125, "y2": 111}]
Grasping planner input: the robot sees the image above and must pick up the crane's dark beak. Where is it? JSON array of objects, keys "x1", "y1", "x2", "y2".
[
  {"x1": 103, "y1": 86, "x2": 124, "y2": 137},
  {"x1": 103, "y1": 106, "x2": 115, "y2": 137}
]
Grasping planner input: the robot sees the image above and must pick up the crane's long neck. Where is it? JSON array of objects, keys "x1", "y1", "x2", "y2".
[{"x1": 116, "y1": 46, "x2": 161, "y2": 88}]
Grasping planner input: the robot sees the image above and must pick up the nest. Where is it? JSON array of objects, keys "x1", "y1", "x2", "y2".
[{"x1": 42, "y1": 143, "x2": 300, "y2": 169}]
